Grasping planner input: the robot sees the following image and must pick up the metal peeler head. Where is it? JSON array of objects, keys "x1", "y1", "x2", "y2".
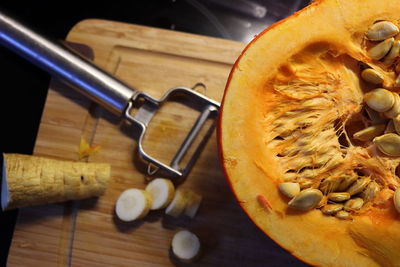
[{"x1": 124, "y1": 85, "x2": 220, "y2": 180}]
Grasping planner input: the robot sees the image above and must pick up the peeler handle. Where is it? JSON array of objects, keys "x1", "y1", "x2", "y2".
[{"x1": 0, "y1": 11, "x2": 137, "y2": 116}]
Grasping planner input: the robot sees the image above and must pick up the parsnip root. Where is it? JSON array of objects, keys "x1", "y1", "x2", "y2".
[{"x1": 1, "y1": 153, "x2": 110, "y2": 210}]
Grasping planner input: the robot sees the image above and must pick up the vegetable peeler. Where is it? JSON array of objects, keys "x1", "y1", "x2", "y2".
[{"x1": 0, "y1": 11, "x2": 220, "y2": 179}]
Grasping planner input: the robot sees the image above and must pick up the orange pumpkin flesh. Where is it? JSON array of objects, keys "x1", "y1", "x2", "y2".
[{"x1": 219, "y1": 0, "x2": 400, "y2": 266}]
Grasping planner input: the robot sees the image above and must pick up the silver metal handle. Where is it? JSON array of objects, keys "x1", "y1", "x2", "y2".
[{"x1": 0, "y1": 11, "x2": 136, "y2": 115}]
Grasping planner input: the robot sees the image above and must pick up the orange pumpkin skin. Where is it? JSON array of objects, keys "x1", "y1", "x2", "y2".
[{"x1": 219, "y1": 0, "x2": 400, "y2": 266}]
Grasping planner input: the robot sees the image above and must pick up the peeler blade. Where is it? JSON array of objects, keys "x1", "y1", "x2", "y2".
[{"x1": 125, "y1": 86, "x2": 220, "y2": 180}]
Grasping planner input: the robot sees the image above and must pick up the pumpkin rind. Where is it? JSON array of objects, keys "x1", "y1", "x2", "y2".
[{"x1": 219, "y1": 0, "x2": 400, "y2": 266}]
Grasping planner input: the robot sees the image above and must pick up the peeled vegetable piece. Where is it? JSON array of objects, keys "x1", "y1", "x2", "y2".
[
  {"x1": 183, "y1": 190, "x2": 203, "y2": 218},
  {"x1": 145, "y1": 178, "x2": 175, "y2": 210},
  {"x1": 165, "y1": 189, "x2": 187, "y2": 217},
  {"x1": 115, "y1": 188, "x2": 152, "y2": 222},
  {"x1": 1, "y1": 153, "x2": 110, "y2": 210},
  {"x1": 171, "y1": 230, "x2": 201, "y2": 262}
]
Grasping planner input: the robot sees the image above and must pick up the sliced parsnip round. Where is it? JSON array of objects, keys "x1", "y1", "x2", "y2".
[
  {"x1": 115, "y1": 189, "x2": 152, "y2": 222},
  {"x1": 184, "y1": 190, "x2": 202, "y2": 218},
  {"x1": 145, "y1": 178, "x2": 175, "y2": 210},
  {"x1": 165, "y1": 189, "x2": 187, "y2": 217},
  {"x1": 171, "y1": 230, "x2": 201, "y2": 262}
]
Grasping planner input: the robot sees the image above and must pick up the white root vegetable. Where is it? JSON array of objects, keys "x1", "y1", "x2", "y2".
[
  {"x1": 2, "y1": 153, "x2": 110, "y2": 211},
  {"x1": 171, "y1": 230, "x2": 201, "y2": 262},
  {"x1": 165, "y1": 189, "x2": 187, "y2": 217},
  {"x1": 115, "y1": 189, "x2": 152, "y2": 222},
  {"x1": 145, "y1": 178, "x2": 175, "y2": 210},
  {"x1": 183, "y1": 190, "x2": 202, "y2": 218}
]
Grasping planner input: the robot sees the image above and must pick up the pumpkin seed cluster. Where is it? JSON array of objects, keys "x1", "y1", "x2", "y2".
[
  {"x1": 279, "y1": 175, "x2": 374, "y2": 220},
  {"x1": 274, "y1": 20, "x2": 400, "y2": 219},
  {"x1": 357, "y1": 21, "x2": 400, "y2": 158}
]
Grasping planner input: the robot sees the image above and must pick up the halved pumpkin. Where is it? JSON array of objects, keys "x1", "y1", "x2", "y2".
[{"x1": 219, "y1": 0, "x2": 400, "y2": 266}]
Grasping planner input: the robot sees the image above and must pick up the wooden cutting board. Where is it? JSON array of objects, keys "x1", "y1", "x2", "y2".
[{"x1": 7, "y1": 20, "x2": 306, "y2": 266}]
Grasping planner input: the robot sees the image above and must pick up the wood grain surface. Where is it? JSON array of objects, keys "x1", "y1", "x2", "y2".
[{"x1": 7, "y1": 20, "x2": 306, "y2": 266}]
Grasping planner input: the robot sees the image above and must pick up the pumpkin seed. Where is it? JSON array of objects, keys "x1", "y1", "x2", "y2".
[
  {"x1": 314, "y1": 154, "x2": 335, "y2": 167},
  {"x1": 298, "y1": 179, "x2": 314, "y2": 189},
  {"x1": 284, "y1": 172, "x2": 297, "y2": 181},
  {"x1": 353, "y1": 124, "x2": 386, "y2": 141},
  {"x1": 321, "y1": 204, "x2": 343, "y2": 215},
  {"x1": 278, "y1": 129, "x2": 296, "y2": 138},
  {"x1": 365, "y1": 107, "x2": 389, "y2": 125},
  {"x1": 335, "y1": 210, "x2": 351, "y2": 220},
  {"x1": 281, "y1": 111, "x2": 299, "y2": 118},
  {"x1": 393, "y1": 115, "x2": 400, "y2": 134},
  {"x1": 364, "y1": 88, "x2": 395, "y2": 112},
  {"x1": 295, "y1": 117, "x2": 317, "y2": 127},
  {"x1": 327, "y1": 192, "x2": 351, "y2": 202},
  {"x1": 360, "y1": 181, "x2": 380, "y2": 202},
  {"x1": 344, "y1": 198, "x2": 364, "y2": 211},
  {"x1": 385, "y1": 120, "x2": 396, "y2": 134},
  {"x1": 300, "y1": 169, "x2": 316, "y2": 179},
  {"x1": 317, "y1": 145, "x2": 333, "y2": 156},
  {"x1": 366, "y1": 21, "x2": 399, "y2": 41},
  {"x1": 394, "y1": 188, "x2": 400, "y2": 213},
  {"x1": 373, "y1": 133, "x2": 400, "y2": 156},
  {"x1": 361, "y1": 68, "x2": 384, "y2": 84},
  {"x1": 302, "y1": 147, "x2": 315, "y2": 156},
  {"x1": 279, "y1": 182, "x2": 300, "y2": 198},
  {"x1": 280, "y1": 146, "x2": 299, "y2": 157},
  {"x1": 383, "y1": 40, "x2": 400, "y2": 63},
  {"x1": 337, "y1": 175, "x2": 358, "y2": 191},
  {"x1": 367, "y1": 38, "x2": 394, "y2": 60},
  {"x1": 384, "y1": 93, "x2": 400, "y2": 118},
  {"x1": 302, "y1": 97, "x2": 330, "y2": 108},
  {"x1": 288, "y1": 188, "x2": 323, "y2": 211},
  {"x1": 319, "y1": 177, "x2": 342, "y2": 194},
  {"x1": 324, "y1": 155, "x2": 343, "y2": 170},
  {"x1": 347, "y1": 177, "x2": 371, "y2": 195}
]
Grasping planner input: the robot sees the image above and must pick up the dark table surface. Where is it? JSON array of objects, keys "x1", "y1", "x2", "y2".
[{"x1": 0, "y1": 0, "x2": 309, "y2": 266}]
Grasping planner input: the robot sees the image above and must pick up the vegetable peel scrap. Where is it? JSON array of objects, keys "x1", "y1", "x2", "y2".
[
  {"x1": 79, "y1": 137, "x2": 101, "y2": 159},
  {"x1": 257, "y1": 194, "x2": 272, "y2": 211}
]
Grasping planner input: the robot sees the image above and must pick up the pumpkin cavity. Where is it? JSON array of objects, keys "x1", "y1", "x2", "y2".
[{"x1": 266, "y1": 24, "x2": 400, "y2": 218}]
